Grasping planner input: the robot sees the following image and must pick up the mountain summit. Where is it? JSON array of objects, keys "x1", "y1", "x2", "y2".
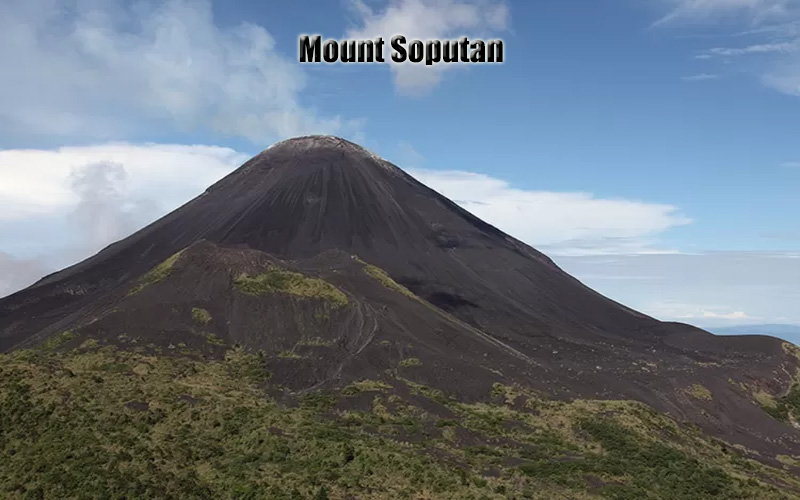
[{"x1": 2, "y1": 135, "x2": 799, "y2": 459}]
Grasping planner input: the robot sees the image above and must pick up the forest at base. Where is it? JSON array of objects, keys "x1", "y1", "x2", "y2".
[{"x1": 2, "y1": 339, "x2": 800, "y2": 500}]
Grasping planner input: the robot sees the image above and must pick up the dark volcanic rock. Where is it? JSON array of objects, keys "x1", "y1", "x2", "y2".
[{"x1": 1, "y1": 135, "x2": 799, "y2": 456}]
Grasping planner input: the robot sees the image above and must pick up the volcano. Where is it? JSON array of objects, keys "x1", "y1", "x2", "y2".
[{"x1": 2, "y1": 135, "x2": 799, "y2": 460}]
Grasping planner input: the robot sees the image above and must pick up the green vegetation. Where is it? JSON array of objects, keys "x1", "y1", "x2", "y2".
[
  {"x1": 534, "y1": 418, "x2": 737, "y2": 498},
  {"x1": 363, "y1": 264, "x2": 417, "y2": 300},
  {"x1": 399, "y1": 357, "x2": 422, "y2": 367},
  {"x1": 761, "y1": 383, "x2": 800, "y2": 424},
  {"x1": 403, "y1": 380, "x2": 450, "y2": 405},
  {"x1": 778, "y1": 455, "x2": 800, "y2": 467},
  {"x1": 297, "y1": 337, "x2": 333, "y2": 347},
  {"x1": 39, "y1": 330, "x2": 76, "y2": 350},
  {"x1": 128, "y1": 250, "x2": 185, "y2": 296},
  {"x1": 1, "y1": 343, "x2": 798, "y2": 499},
  {"x1": 191, "y1": 307, "x2": 212, "y2": 325},
  {"x1": 341, "y1": 380, "x2": 393, "y2": 396},
  {"x1": 234, "y1": 268, "x2": 348, "y2": 307},
  {"x1": 491, "y1": 382, "x2": 529, "y2": 405},
  {"x1": 277, "y1": 351, "x2": 302, "y2": 360},
  {"x1": 755, "y1": 348, "x2": 800, "y2": 424},
  {"x1": 783, "y1": 342, "x2": 800, "y2": 360},
  {"x1": 205, "y1": 333, "x2": 226, "y2": 346},
  {"x1": 685, "y1": 383, "x2": 713, "y2": 401},
  {"x1": 223, "y1": 346, "x2": 272, "y2": 384}
]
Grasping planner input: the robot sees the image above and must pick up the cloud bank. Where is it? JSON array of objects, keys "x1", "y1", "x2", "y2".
[
  {"x1": 0, "y1": 143, "x2": 249, "y2": 224},
  {"x1": 0, "y1": 143, "x2": 248, "y2": 297},
  {"x1": 656, "y1": 0, "x2": 800, "y2": 98},
  {"x1": 657, "y1": 0, "x2": 800, "y2": 25},
  {"x1": 345, "y1": 0, "x2": 509, "y2": 95},
  {"x1": 410, "y1": 169, "x2": 691, "y2": 255},
  {"x1": 0, "y1": 0, "x2": 360, "y2": 144}
]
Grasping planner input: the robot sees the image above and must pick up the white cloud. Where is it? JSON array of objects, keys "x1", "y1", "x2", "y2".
[
  {"x1": 649, "y1": 302, "x2": 756, "y2": 321},
  {"x1": 681, "y1": 73, "x2": 720, "y2": 81},
  {"x1": 408, "y1": 169, "x2": 692, "y2": 255},
  {"x1": 703, "y1": 310, "x2": 752, "y2": 319},
  {"x1": 345, "y1": 0, "x2": 509, "y2": 95},
  {"x1": 0, "y1": 143, "x2": 249, "y2": 223},
  {"x1": 665, "y1": 306, "x2": 754, "y2": 321},
  {"x1": 762, "y1": 67, "x2": 800, "y2": 92},
  {"x1": 704, "y1": 41, "x2": 797, "y2": 56},
  {"x1": 0, "y1": 143, "x2": 249, "y2": 293},
  {"x1": 0, "y1": 0, "x2": 360, "y2": 144},
  {"x1": 656, "y1": 0, "x2": 800, "y2": 25},
  {"x1": 655, "y1": 0, "x2": 800, "y2": 98}
]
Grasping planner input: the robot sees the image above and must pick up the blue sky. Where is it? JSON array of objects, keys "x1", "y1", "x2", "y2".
[{"x1": 1, "y1": 0, "x2": 799, "y2": 337}]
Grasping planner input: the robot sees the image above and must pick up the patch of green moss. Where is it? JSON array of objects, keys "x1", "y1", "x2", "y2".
[
  {"x1": 777, "y1": 454, "x2": 800, "y2": 467},
  {"x1": 98, "y1": 362, "x2": 131, "y2": 373},
  {"x1": 297, "y1": 337, "x2": 333, "y2": 347},
  {"x1": 191, "y1": 307, "x2": 212, "y2": 325},
  {"x1": 39, "y1": 330, "x2": 77, "y2": 350},
  {"x1": 298, "y1": 392, "x2": 338, "y2": 413},
  {"x1": 402, "y1": 379, "x2": 450, "y2": 405},
  {"x1": 277, "y1": 351, "x2": 302, "y2": 360},
  {"x1": 753, "y1": 388, "x2": 776, "y2": 408},
  {"x1": 205, "y1": 333, "x2": 226, "y2": 346},
  {"x1": 80, "y1": 338, "x2": 100, "y2": 349},
  {"x1": 782, "y1": 342, "x2": 800, "y2": 359},
  {"x1": 435, "y1": 418, "x2": 458, "y2": 428},
  {"x1": 399, "y1": 357, "x2": 422, "y2": 367},
  {"x1": 761, "y1": 383, "x2": 800, "y2": 423},
  {"x1": 341, "y1": 380, "x2": 392, "y2": 396},
  {"x1": 363, "y1": 264, "x2": 417, "y2": 300},
  {"x1": 685, "y1": 384, "x2": 713, "y2": 401},
  {"x1": 490, "y1": 382, "x2": 532, "y2": 405},
  {"x1": 128, "y1": 250, "x2": 185, "y2": 296},
  {"x1": 224, "y1": 346, "x2": 271, "y2": 384},
  {"x1": 234, "y1": 269, "x2": 348, "y2": 307}
]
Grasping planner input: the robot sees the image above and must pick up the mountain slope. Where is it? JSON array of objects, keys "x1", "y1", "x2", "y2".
[{"x1": 1, "y1": 135, "x2": 799, "y2": 463}]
